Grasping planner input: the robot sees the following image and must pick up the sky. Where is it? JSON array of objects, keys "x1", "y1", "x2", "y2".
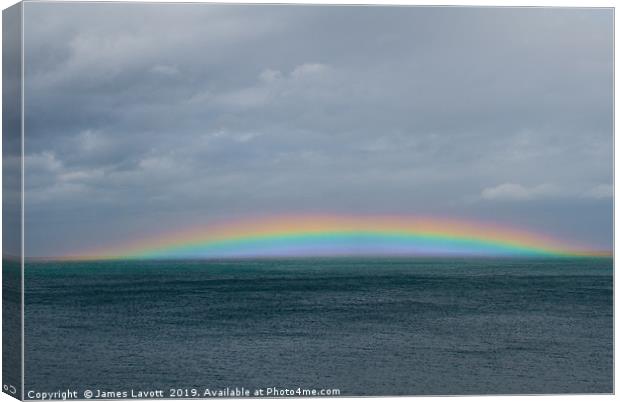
[{"x1": 21, "y1": 3, "x2": 613, "y2": 258}]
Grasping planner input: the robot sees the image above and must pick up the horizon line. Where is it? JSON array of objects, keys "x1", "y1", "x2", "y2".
[{"x1": 21, "y1": 251, "x2": 614, "y2": 263}]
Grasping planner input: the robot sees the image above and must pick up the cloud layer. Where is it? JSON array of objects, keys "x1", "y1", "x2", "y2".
[{"x1": 22, "y1": 4, "x2": 613, "y2": 256}]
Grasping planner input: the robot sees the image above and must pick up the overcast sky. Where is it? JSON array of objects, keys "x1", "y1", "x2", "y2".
[{"x1": 22, "y1": 3, "x2": 612, "y2": 257}]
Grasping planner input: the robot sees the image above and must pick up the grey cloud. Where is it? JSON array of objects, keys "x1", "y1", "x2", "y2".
[{"x1": 20, "y1": 3, "x2": 613, "y2": 256}]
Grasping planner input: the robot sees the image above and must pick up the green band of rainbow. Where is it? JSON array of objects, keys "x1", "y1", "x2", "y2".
[{"x1": 70, "y1": 214, "x2": 608, "y2": 260}]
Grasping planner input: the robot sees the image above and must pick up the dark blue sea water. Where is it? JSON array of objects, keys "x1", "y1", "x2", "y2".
[{"x1": 24, "y1": 258, "x2": 612, "y2": 396}]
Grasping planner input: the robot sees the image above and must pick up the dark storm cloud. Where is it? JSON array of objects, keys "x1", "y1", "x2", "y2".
[{"x1": 21, "y1": 3, "x2": 613, "y2": 256}]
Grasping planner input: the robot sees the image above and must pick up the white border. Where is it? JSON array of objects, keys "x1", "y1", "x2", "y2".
[
  {"x1": 0, "y1": 2, "x2": 616, "y2": 402},
  {"x1": 19, "y1": 1, "x2": 24, "y2": 400}
]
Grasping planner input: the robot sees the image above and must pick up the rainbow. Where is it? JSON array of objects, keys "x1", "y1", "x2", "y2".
[{"x1": 70, "y1": 214, "x2": 609, "y2": 260}]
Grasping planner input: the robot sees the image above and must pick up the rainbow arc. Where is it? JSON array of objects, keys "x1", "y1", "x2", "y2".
[{"x1": 69, "y1": 215, "x2": 608, "y2": 260}]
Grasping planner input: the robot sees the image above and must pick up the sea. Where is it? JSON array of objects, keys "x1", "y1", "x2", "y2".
[{"x1": 23, "y1": 257, "x2": 613, "y2": 396}]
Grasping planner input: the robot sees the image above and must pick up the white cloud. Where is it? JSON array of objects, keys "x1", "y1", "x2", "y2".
[
  {"x1": 59, "y1": 169, "x2": 105, "y2": 182},
  {"x1": 291, "y1": 63, "x2": 329, "y2": 79},
  {"x1": 481, "y1": 182, "x2": 614, "y2": 201},
  {"x1": 480, "y1": 183, "x2": 559, "y2": 201},
  {"x1": 259, "y1": 69, "x2": 282, "y2": 83},
  {"x1": 77, "y1": 130, "x2": 106, "y2": 152},
  {"x1": 25, "y1": 152, "x2": 63, "y2": 173},
  {"x1": 150, "y1": 64, "x2": 179, "y2": 76},
  {"x1": 583, "y1": 184, "x2": 613, "y2": 199},
  {"x1": 216, "y1": 86, "x2": 271, "y2": 108},
  {"x1": 211, "y1": 62, "x2": 335, "y2": 109},
  {"x1": 138, "y1": 156, "x2": 177, "y2": 171}
]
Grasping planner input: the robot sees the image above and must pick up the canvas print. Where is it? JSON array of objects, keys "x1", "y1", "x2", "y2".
[{"x1": 2, "y1": 2, "x2": 614, "y2": 399}]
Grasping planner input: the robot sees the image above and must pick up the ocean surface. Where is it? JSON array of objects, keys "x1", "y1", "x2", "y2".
[{"x1": 24, "y1": 258, "x2": 613, "y2": 396}]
